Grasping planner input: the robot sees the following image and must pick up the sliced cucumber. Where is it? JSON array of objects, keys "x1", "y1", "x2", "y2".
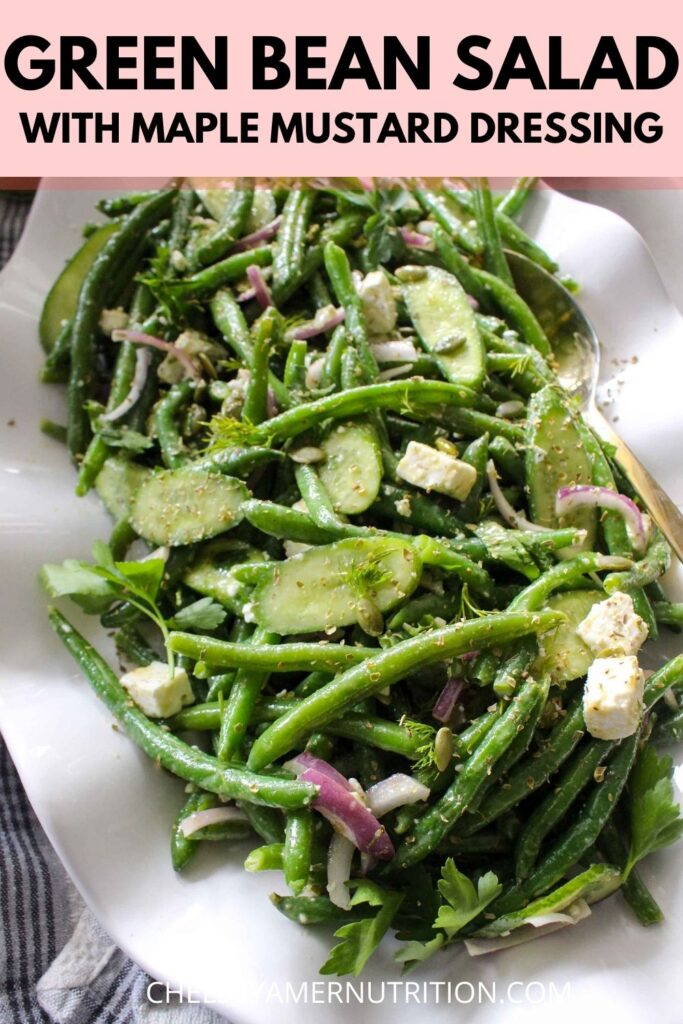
[
  {"x1": 525, "y1": 386, "x2": 596, "y2": 548},
  {"x1": 130, "y1": 467, "x2": 248, "y2": 547},
  {"x1": 401, "y1": 266, "x2": 485, "y2": 388},
  {"x1": 317, "y1": 421, "x2": 383, "y2": 515},
  {"x1": 195, "y1": 186, "x2": 276, "y2": 232},
  {"x1": 250, "y1": 537, "x2": 422, "y2": 635},
  {"x1": 184, "y1": 540, "x2": 268, "y2": 613},
  {"x1": 534, "y1": 589, "x2": 603, "y2": 683},
  {"x1": 40, "y1": 221, "x2": 119, "y2": 352},
  {"x1": 95, "y1": 457, "x2": 151, "y2": 521}
]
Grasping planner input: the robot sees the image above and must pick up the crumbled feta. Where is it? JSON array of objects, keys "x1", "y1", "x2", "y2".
[
  {"x1": 394, "y1": 495, "x2": 412, "y2": 518},
  {"x1": 355, "y1": 271, "x2": 397, "y2": 335},
  {"x1": 120, "y1": 661, "x2": 194, "y2": 718},
  {"x1": 220, "y1": 369, "x2": 250, "y2": 418},
  {"x1": 576, "y1": 591, "x2": 648, "y2": 657},
  {"x1": 157, "y1": 329, "x2": 223, "y2": 384},
  {"x1": 99, "y1": 307, "x2": 129, "y2": 336},
  {"x1": 170, "y1": 248, "x2": 189, "y2": 272},
  {"x1": 396, "y1": 441, "x2": 477, "y2": 501},
  {"x1": 583, "y1": 656, "x2": 644, "y2": 740}
]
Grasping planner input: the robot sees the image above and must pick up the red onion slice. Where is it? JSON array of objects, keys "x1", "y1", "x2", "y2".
[
  {"x1": 101, "y1": 347, "x2": 151, "y2": 422},
  {"x1": 236, "y1": 287, "x2": 256, "y2": 304},
  {"x1": 555, "y1": 485, "x2": 647, "y2": 555},
  {"x1": 433, "y1": 678, "x2": 465, "y2": 724},
  {"x1": 399, "y1": 226, "x2": 432, "y2": 249},
  {"x1": 364, "y1": 774, "x2": 430, "y2": 818},
  {"x1": 111, "y1": 329, "x2": 200, "y2": 381},
  {"x1": 287, "y1": 751, "x2": 354, "y2": 791},
  {"x1": 179, "y1": 806, "x2": 248, "y2": 838},
  {"x1": 231, "y1": 216, "x2": 282, "y2": 253},
  {"x1": 246, "y1": 265, "x2": 273, "y2": 310},
  {"x1": 292, "y1": 307, "x2": 345, "y2": 341},
  {"x1": 370, "y1": 339, "x2": 419, "y2": 363},
  {"x1": 486, "y1": 459, "x2": 550, "y2": 533}
]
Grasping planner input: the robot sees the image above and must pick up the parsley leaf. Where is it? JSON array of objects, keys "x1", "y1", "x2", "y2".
[
  {"x1": 434, "y1": 860, "x2": 502, "y2": 938},
  {"x1": 40, "y1": 560, "x2": 116, "y2": 614},
  {"x1": 168, "y1": 597, "x2": 227, "y2": 632},
  {"x1": 626, "y1": 746, "x2": 683, "y2": 875},
  {"x1": 319, "y1": 881, "x2": 404, "y2": 977},
  {"x1": 394, "y1": 934, "x2": 444, "y2": 973},
  {"x1": 475, "y1": 521, "x2": 540, "y2": 581}
]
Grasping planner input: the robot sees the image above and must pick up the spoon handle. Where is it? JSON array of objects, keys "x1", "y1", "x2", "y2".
[{"x1": 586, "y1": 404, "x2": 683, "y2": 564}]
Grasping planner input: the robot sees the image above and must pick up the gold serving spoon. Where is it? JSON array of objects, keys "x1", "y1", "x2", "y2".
[{"x1": 506, "y1": 249, "x2": 683, "y2": 563}]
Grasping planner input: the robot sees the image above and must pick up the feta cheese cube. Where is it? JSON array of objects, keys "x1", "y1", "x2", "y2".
[
  {"x1": 396, "y1": 441, "x2": 477, "y2": 501},
  {"x1": 576, "y1": 591, "x2": 648, "y2": 657},
  {"x1": 583, "y1": 656, "x2": 644, "y2": 740},
  {"x1": 120, "y1": 661, "x2": 194, "y2": 718},
  {"x1": 356, "y1": 271, "x2": 397, "y2": 335},
  {"x1": 99, "y1": 307, "x2": 129, "y2": 336},
  {"x1": 157, "y1": 329, "x2": 223, "y2": 384}
]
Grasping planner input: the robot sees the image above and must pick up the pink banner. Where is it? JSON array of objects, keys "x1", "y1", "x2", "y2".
[{"x1": 1, "y1": 0, "x2": 681, "y2": 176}]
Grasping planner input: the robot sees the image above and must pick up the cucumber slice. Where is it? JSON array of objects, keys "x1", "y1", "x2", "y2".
[
  {"x1": 39, "y1": 221, "x2": 119, "y2": 352},
  {"x1": 184, "y1": 540, "x2": 267, "y2": 612},
  {"x1": 534, "y1": 589, "x2": 603, "y2": 683},
  {"x1": 525, "y1": 386, "x2": 597, "y2": 548},
  {"x1": 130, "y1": 467, "x2": 248, "y2": 547},
  {"x1": 195, "y1": 187, "x2": 276, "y2": 232},
  {"x1": 250, "y1": 537, "x2": 422, "y2": 635},
  {"x1": 401, "y1": 266, "x2": 485, "y2": 388},
  {"x1": 317, "y1": 421, "x2": 383, "y2": 515},
  {"x1": 95, "y1": 457, "x2": 151, "y2": 521}
]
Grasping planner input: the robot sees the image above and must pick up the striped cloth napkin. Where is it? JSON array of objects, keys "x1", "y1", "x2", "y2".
[{"x1": 0, "y1": 192, "x2": 225, "y2": 1024}]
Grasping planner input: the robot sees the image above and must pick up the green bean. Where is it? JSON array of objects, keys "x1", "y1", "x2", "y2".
[
  {"x1": 320, "y1": 326, "x2": 348, "y2": 391},
  {"x1": 271, "y1": 893, "x2": 359, "y2": 926},
  {"x1": 441, "y1": 405, "x2": 525, "y2": 444},
  {"x1": 514, "y1": 737, "x2": 615, "y2": 881},
  {"x1": 210, "y1": 287, "x2": 253, "y2": 363},
  {"x1": 496, "y1": 732, "x2": 639, "y2": 914},
  {"x1": 445, "y1": 184, "x2": 556, "y2": 273},
  {"x1": 605, "y1": 531, "x2": 671, "y2": 594},
  {"x1": 294, "y1": 671, "x2": 332, "y2": 698},
  {"x1": 155, "y1": 379, "x2": 195, "y2": 468},
  {"x1": 283, "y1": 809, "x2": 314, "y2": 894},
  {"x1": 397, "y1": 675, "x2": 545, "y2": 866},
  {"x1": 340, "y1": 345, "x2": 365, "y2": 391},
  {"x1": 243, "y1": 312, "x2": 277, "y2": 426},
  {"x1": 167, "y1": 188, "x2": 196, "y2": 266},
  {"x1": 294, "y1": 464, "x2": 346, "y2": 533},
  {"x1": 247, "y1": 611, "x2": 562, "y2": 772},
  {"x1": 411, "y1": 535, "x2": 495, "y2": 599},
  {"x1": 108, "y1": 518, "x2": 137, "y2": 561},
  {"x1": 308, "y1": 270, "x2": 333, "y2": 310},
  {"x1": 470, "y1": 268, "x2": 551, "y2": 357},
  {"x1": 114, "y1": 625, "x2": 158, "y2": 667},
  {"x1": 597, "y1": 820, "x2": 663, "y2": 926},
  {"x1": 165, "y1": 247, "x2": 273, "y2": 304},
  {"x1": 431, "y1": 227, "x2": 490, "y2": 308},
  {"x1": 471, "y1": 178, "x2": 514, "y2": 286},
  {"x1": 489, "y1": 434, "x2": 525, "y2": 486},
  {"x1": 49, "y1": 609, "x2": 317, "y2": 809},
  {"x1": 284, "y1": 339, "x2": 307, "y2": 391},
  {"x1": 273, "y1": 188, "x2": 316, "y2": 290},
  {"x1": 374, "y1": 484, "x2": 467, "y2": 538},
  {"x1": 453, "y1": 706, "x2": 503, "y2": 758},
  {"x1": 643, "y1": 653, "x2": 683, "y2": 709},
  {"x1": 40, "y1": 419, "x2": 67, "y2": 443},
  {"x1": 239, "y1": 803, "x2": 284, "y2": 845},
  {"x1": 414, "y1": 189, "x2": 482, "y2": 256},
  {"x1": 168, "y1": 632, "x2": 378, "y2": 673},
  {"x1": 171, "y1": 791, "x2": 218, "y2": 871},
  {"x1": 98, "y1": 191, "x2": 159, "y2": 217},
  {"x1": 193, "y1": 187, "x2": 254, "y2": 268},
  {"x1": 509, "y1": 552, "x2": 631, "y2": 612},
  {"x1": 220, "y1": 379, "x2": 497, "y2": 448},
  {"x1": 458, "y1": 433, "x2": 489, "y2": 523},
  {"x1": 497, "y1": 178, "x2": 538, "y2": 218},
  {"x1": 653, "y1": 602, "x2": 683, "y2": 629},
  {"x1": 67, "y1": 190, "x2": 176, "y2": 457},
  {"x1": 217, "y1": 627, "x2": 277, "y2": 763},
  {"x1": 245, "y1": 842, "x2": 284, "y2": 872},
  {"x1": 324, "y1": 242, "x2": 378, "y2": 381},
  {"x1": 491, "y1": 635, "x2": 537, "y2": 699},
  {"x1": 271, "y1": 213, "x2": 366, "y2": 307},
  {"x1": 654, "y1": 708, "x2": 683, "y2": 744}
]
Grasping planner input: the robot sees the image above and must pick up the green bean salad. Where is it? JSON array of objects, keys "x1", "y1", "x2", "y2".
[{"x1": 39, "y1": 178, "x2": 683, "y2": 975}]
